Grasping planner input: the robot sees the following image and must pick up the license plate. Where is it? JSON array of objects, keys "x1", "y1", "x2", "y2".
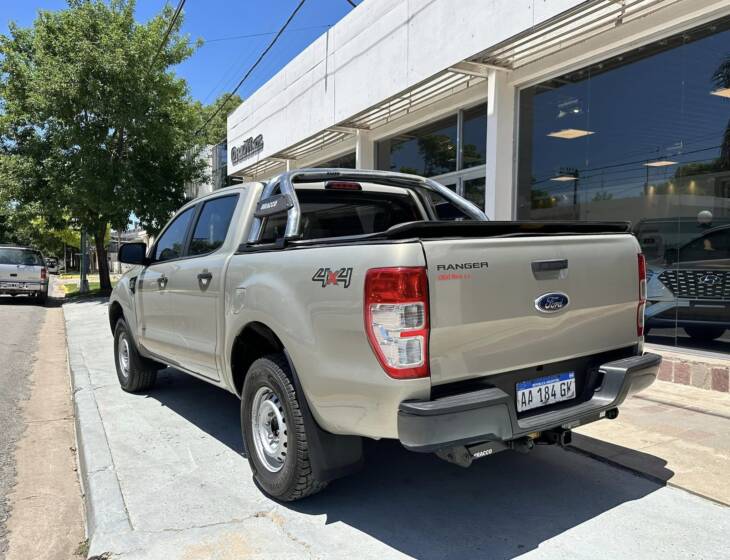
[
  {"x1": 2, "y1": 282, "x2": 26, "y2": 289},
  {"x1": 516, "y1": 372, "x2": 576, "y2": 412}
]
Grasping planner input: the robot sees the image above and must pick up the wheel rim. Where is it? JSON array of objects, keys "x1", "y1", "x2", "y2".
[
  {"x1": 118, "y1": 334, "x2": 131, "y2": 380},
  {"x1": 251, "y1": 386, "x2": 288, "y2": 473}
]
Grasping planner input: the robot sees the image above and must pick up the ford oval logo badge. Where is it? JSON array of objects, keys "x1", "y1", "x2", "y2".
[{"x1": 535, "y1": 292, "x2": 569, "y2": 313}]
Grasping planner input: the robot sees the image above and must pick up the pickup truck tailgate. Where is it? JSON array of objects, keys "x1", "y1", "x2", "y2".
[{"x1": 424, "y1": 234, "x2": 641, "y2": 385}]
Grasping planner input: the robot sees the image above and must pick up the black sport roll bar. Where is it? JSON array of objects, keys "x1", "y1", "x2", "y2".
[{"x1": 245, "y1": 168, "x2": 489, "y2": 244}]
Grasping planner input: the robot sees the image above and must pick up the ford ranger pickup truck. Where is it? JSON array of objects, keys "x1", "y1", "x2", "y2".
[{"x1": 111, "y1": 168, "x2": 660, "y2": 501}]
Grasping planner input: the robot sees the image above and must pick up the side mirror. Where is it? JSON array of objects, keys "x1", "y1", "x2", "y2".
[{"x1": 118, "y1": 242, "x2": 148, "y2": 265}]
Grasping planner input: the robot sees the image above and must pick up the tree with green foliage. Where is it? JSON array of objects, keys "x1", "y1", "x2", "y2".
[
  {"x1": 196, "y1": 92, "x2": 243, "y2": 146},
  {"x1": 0, "y1": 0, "x2": 205, "y2": 292}
]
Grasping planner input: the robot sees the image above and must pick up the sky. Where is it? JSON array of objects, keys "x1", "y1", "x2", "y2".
[{"x1": 1, "y1": 0, "x2": 355, "y2": 105}]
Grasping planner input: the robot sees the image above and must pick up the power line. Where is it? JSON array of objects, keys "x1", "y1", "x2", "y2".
[
  {"x1": 201, "y1": 24, "x2": 332, "y2": 45},
  {"x1": 195, "y1": 0, "x2": 308, "y2": 137},
  {"x1": 150, "y1": 0, "x2": 186, "y2": 70},
  {"x1": 345, "y1": 0, "x2": 358, "y2": 7}
]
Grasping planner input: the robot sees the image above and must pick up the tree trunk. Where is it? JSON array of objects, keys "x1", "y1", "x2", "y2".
[{"x1": 93, "y1": 224, "x2": 112, "y2": 293}]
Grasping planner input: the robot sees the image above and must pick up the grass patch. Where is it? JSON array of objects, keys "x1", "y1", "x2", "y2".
[{"x1": 63, "y1": 280, "x2": 117, "y2": 297}]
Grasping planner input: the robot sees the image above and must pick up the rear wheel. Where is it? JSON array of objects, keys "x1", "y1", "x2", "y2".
[
  {"x1": 113, "y1": 318, "x2": 158, "y2": 392},
  {"x1": 684, "y1": 325, "x2": 726, "y2": 341},
  {"x1": 241, "y1": 355, "x2": 327, "y2": 501},
  {"x1": 35, "y1": 291, "x2": 47, "y2": 306}
]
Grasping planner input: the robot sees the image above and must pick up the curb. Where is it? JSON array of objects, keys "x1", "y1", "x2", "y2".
[
  {"x1": 64, "y1": 303, "x2": 132, "y2": 557},
  {"x1": 567, "y1": 442, "x2": 730, "y2": 508}
]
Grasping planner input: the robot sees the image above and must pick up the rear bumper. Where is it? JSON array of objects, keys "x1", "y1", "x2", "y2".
[
  {"x1": 0, "y1": 281, "x2": 47, "y2": 294},
  {"x1": 398, "y1": 352, "x2": 661, "y2": 453}
]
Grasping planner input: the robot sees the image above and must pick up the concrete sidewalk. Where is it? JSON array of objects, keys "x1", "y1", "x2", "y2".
[
  {"x1": 64, "y1": 299, "x2": 729, "y2": 560},
  {"x1": 573, "y1": 380, "x2": 730, "y2": 505}
]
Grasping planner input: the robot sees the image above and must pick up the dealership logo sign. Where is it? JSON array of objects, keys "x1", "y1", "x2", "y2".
[{"x1": 231, "y1": 134, "x2": 264, "y2": 164}]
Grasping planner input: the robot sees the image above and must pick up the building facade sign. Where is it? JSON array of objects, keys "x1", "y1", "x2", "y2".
[{"x1": 231, "y1": 134, "x2": 264, "y2": 165}]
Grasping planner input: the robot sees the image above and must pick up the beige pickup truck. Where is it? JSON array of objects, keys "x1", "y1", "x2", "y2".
[{"x1": 110, "y1": 169, "x2": 660, "y2": 501}]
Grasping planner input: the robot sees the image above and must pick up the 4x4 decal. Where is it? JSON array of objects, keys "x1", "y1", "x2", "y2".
[{"x1": 312, "y1": 267, "x2": 353, "y2": 288}]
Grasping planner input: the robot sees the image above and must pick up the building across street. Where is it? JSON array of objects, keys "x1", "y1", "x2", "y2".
[{"x1": 216, "y1": 0, "x2": 730, "y2": 365}]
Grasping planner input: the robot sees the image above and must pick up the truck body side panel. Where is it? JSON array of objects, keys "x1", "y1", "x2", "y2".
[{"x1": 223, "y1": 242, "x2": 431, "y2": 439}]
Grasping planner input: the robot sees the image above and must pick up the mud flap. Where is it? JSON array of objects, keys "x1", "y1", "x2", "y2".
[{"x1": 284, "y1": 351, "x2": 364, "y2": 483}]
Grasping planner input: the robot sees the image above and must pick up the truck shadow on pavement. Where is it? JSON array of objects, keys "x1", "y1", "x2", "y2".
[{"x1": 150, "y1": 368, "x2": 674, "y2": 560}]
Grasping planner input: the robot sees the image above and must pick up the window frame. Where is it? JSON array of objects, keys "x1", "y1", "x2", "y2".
[
  {"x1": 150, "y1": 205, "x2": 198, "y2": 264},
  {"x1": 149, "y1": 193, "x2": 240, "y2": 264},
  {"x1": 187, "y1": 193, "x2": 240, "y2": 258}
]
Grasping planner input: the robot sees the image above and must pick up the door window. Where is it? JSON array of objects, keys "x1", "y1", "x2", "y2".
[
  {"x1": 153, "y1": 207, "x2": 195, "y2": 261},
  {"x1": 189, "y1": 195, "x2": 239, "y2": 255}
]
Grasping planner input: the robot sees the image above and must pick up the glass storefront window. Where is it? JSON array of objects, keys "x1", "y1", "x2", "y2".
[
  {"x1": 463, "y1": 177, "x2": 485, "y2": 208},
  {"x1": 314, "y1": 152, "x2": 356, "y2": 169},
  {"x1": 462, "y1": 105, "x2": 487, "y2": 169},
  {"x1": 517, "y1": 18, "x2": 730, "y2": 354},
  {"x1": 377, "y1": 116, "x2": 458, "y2": 176},
  {"x1": 376, "y1": 104, "x2": 489, "y2": 211}
]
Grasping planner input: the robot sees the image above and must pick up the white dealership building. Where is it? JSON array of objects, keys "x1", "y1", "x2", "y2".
[{"x1": 227, "y1": 0, "x2": 730, "y2": 351}]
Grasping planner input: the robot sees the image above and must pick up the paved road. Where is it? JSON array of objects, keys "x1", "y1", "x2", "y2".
[
  {"x1": 0, "y1": 296, "x2": 46, "y2": 557},
  {"x1": 66, "y1": 299, "x2": 730, "y2": 560}
]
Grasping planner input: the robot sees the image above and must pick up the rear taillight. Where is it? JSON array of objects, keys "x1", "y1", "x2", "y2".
[
  {"x1": 364, "y1": 267, "x2": 429, "y2": 379},
  {"x1": 637, "y1": 254, "x2": 647, "y2": 337},
  {"x1": 41, "y1": 267, "x2": 47, "y2": 281}
]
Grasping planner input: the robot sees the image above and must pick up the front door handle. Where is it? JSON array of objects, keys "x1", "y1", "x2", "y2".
[{"x1": 157, "y1": 275, "x2": 168, "y2": 290}]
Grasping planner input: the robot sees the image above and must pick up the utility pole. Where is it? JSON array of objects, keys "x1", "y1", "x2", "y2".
[{"x1": 80, "y1": 229, "x2": 89, "y2": 294}]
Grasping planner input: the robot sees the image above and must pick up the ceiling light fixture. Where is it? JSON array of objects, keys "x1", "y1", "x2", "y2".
[
  {"x1": 710, "y1": 87, "x2": 730, "y2": 98},
  {"x1": 547, "y1": 128, "x2": 595, "y2": 139},
  {"x1": 644, "y1": 160, "x2": 678, "y2": 167}
]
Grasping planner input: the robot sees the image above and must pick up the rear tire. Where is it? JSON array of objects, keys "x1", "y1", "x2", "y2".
[
  {"x1": 35, "y1": 291, "x2": 47, "y2": 306},
  {"x1": 241, "y1": 355, "x2": 327, "y2": 501},
  {"x1": 684, "y1": 325, "x2": 726, "y2": 341},
  {"x1": 113, "y1": 318, "x2": 158, "y2": 392}
]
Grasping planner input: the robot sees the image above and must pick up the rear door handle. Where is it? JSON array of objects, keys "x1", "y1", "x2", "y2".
[
  {"x1": 157, "y1": 275, "x2": 168, "y2": 289},
  {"x1": 197, "y1": 271, "x2": 213, "y2": 281}
]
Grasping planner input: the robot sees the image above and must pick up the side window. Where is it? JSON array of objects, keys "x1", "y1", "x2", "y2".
[
  {"x1": 154, "y1": 207, "x2": 195, "y2": 262},
  {"x1": 189, "y1": 195, "x2": 239, "y2": 256}
]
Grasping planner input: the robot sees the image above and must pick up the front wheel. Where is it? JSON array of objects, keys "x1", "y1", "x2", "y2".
[
  {"x1": 684, "y1": 325, "x2": 726, "y2": 341},
  {"x1": 241, "y1": 355, "x2": 327, "y2": 501},
  {"x1": 113, "y1": 318, "x2": 158, "y2": 392}
]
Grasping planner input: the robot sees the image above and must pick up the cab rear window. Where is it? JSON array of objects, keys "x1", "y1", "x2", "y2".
[
  {"x1": 260, "y1": 190, "x2": 423, "y2": 242},
  {"x1": 0, "y1": 248, "x2": 44, "y2": 266}
]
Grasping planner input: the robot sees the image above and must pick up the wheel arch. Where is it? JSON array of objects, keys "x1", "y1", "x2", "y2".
[
  {"x1": 232, "y1": 321, "x2": 364, "y2": 484},
  {"x1": 230, "y1": 321, "x2": 286, "y2": 397},
  {"x1": 109, "y1": 300, "x2": 124, "y2": 333}
]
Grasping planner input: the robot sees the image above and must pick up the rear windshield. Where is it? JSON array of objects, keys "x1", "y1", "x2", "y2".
[
  {"x1": 260, "y1": 189, "x2": 424, "y2": 242},
  {"x1": 0, "y1": 248, "x2": 44, "y2": 266}
]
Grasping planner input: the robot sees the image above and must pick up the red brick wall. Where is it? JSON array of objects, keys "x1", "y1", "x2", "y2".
[{"x1": 655, "y1": 352, "x2": 729, "y2": 393}]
